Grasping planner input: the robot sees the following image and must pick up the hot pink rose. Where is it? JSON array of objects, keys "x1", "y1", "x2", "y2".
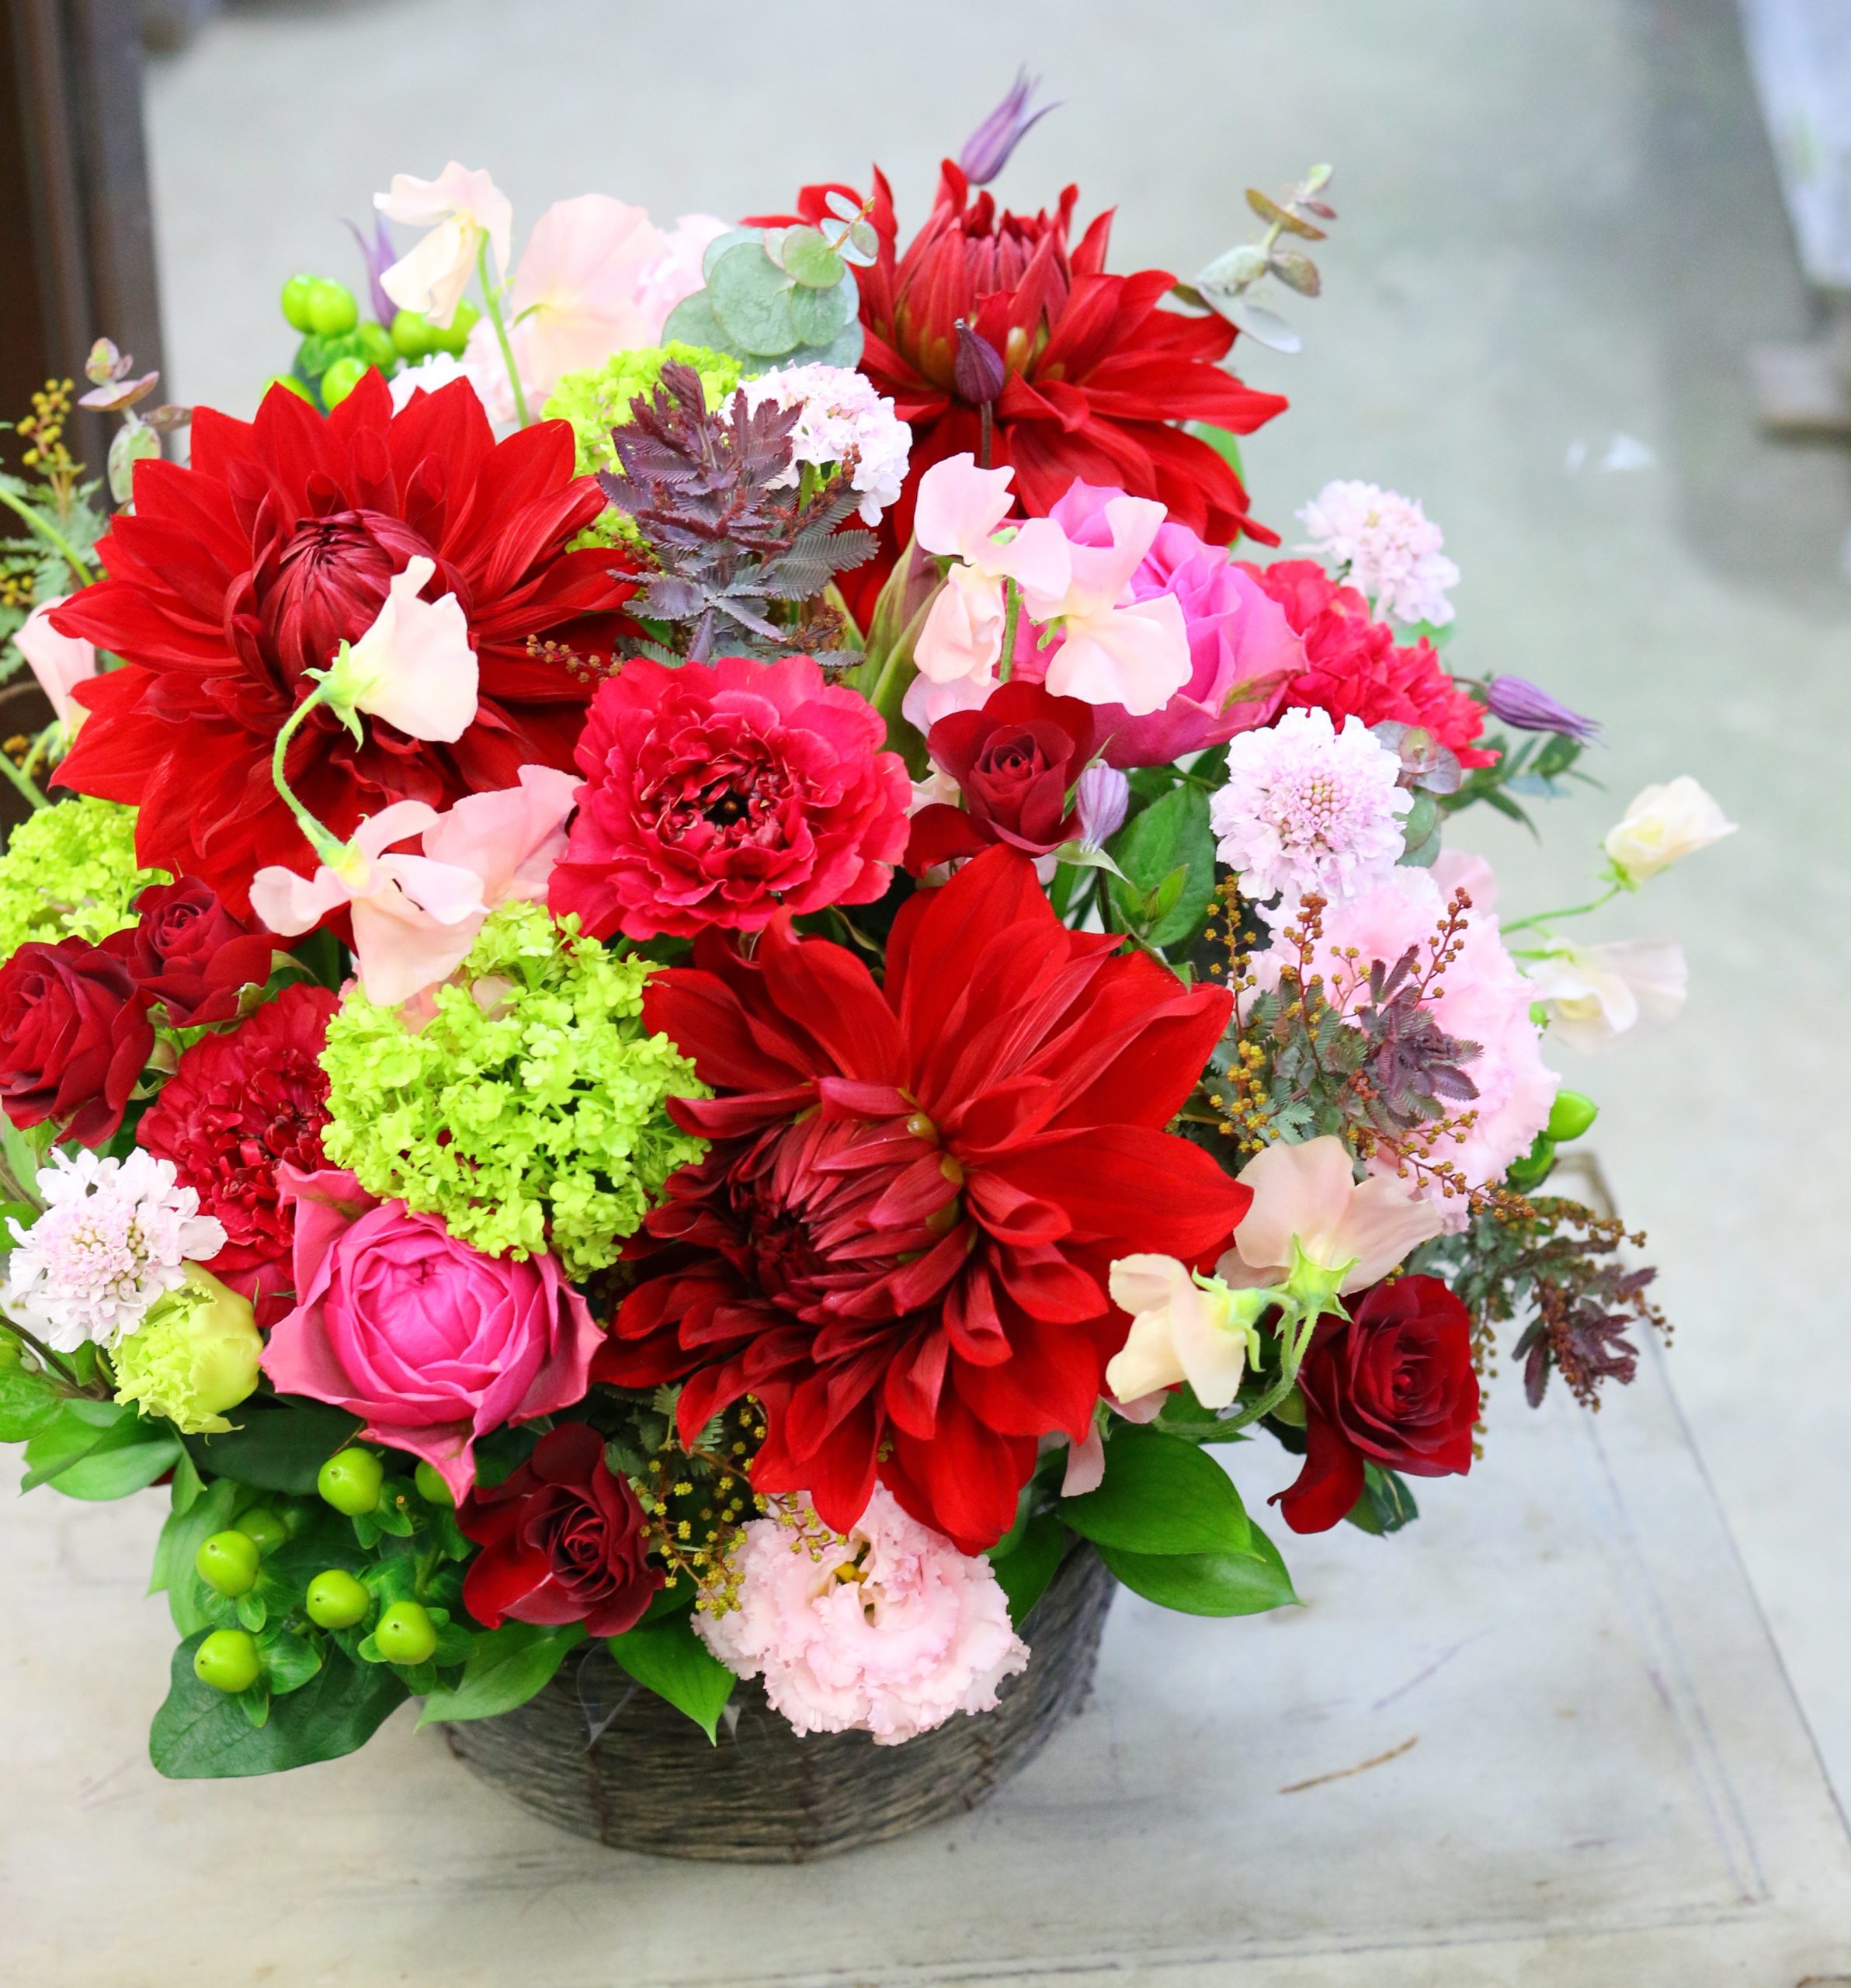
[
  {"x1": 1019, "y1": 481, "x2": 1304, "y2": 767},
  {"x1": 261, "y1": 1166, "x2": 602, "y2": 1501}
]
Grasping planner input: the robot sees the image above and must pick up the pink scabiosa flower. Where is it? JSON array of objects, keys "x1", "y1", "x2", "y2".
[
  {"x1": 1209, "y1": 706, "x2": 1411, "y2": 909},
  {"x1": 739, "y1": 365, "x2": 914, "y2": 526},
  {"x1": 1297, "y1": 480, "x2": 1460, "y2": 627},
  {"x1": 696, "y1": 1486, "x2": 1029, "y2": 1745}
]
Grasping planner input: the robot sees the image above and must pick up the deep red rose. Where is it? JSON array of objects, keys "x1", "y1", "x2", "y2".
[
  {"x1": 547, "y1": 653, "x2": 912, "y2": 942},
  {"x1": 135, "y1": 982, "x2": 338, "y2": 1324},
  {"x1": 0, "y1": 937, "x2": 153, "y2": 1145},
  {"x1": 1275, "y1": 1274, "x2": 1481, "y2": 1534},
  {"x1": 598, "y1": 846, "x2": 1248, "y2": 1554},
  {"x1": 760, "y1": 165, "x2": 1289, "y2": 617},
  {"x1": 1242, "y1": 560, "x2": 1496, "y2": 770},
  {"x1": 905, "y1": 679, "x2": 1097, "y2": 874},
  {"x1": 50, "y1": 373, "x2": 637, "y2": 917},
  {"x1": 459, "y1": 1421, "x2": 661, "y2": 1637},
  {"x1": 113, "y1": 878, "x2": 277, "y2": 1027}
]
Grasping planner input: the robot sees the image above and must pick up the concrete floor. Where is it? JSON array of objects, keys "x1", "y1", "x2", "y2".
[{"x1": 140, "y1": 0, "x2": 1851, "y2": 1812}]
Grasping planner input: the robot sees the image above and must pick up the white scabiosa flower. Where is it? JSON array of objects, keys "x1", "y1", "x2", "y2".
[
  {"x1": 741, "y1": 363, "x2": 914, "y2": 524},
  {"x1": 1297, "y1": 478, "x2": 1460, "y2": 627}
]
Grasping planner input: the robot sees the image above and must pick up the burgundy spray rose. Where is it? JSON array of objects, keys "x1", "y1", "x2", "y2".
[
  {"x1": 0, "y1": 937, "x2": 153, "y2": 1145},
  {"x1": 1276, "y1": 1274, "x2": 1480, "y2": 1534},
  {"x1": 459, "y1": 1421, "x2": 662, "y2": 1637},
  {"x1": 116, "y1": 877, "x2": 277, "y2": 1027}
]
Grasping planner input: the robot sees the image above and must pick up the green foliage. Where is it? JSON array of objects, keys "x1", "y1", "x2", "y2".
[
  {"x1": 22, "y1": 1396, "x2": 180, "y2": 1499},
  {"x1": 662, "y1": 224, "x2": 868, "y2": 370},
  {"x1": 988, "y1": 1510, "x2": 1066, "y2": 1627},
  {"x1": 0, "y1": 797, "x2": 166, "y2": 967},
  {"x1": 182, "y1": 1396, "x2": 362, "y2": 1494},
  {"x1": 321, "y1": 902, "x2": 709, "y2": 1279},
  {"x1": 1105, "y1": 783, "x2": 1217, "y2": 954},
  {"x1": 1099, "y1": 1521, "x2": 1298, "y2": 1618},
  {"x1": 1061, "y1": 1423, "x2": 1252, "y2": 1557},
  {"x1": 606, "y1": 1611, "x2": 735, "y2": 1743},
  {"x1": 416, "y1": 1621, "x2": 587, "y2": 1729},
  {"x1": 1344, "y1": 1461, "x2": 1420, "y2": 1536},
  {"x1": 0, "y1": 1357, "x2": 61, "y2": 1441},
  {"x1": 1443, "y1": 729, "x2": 1590, "y2": 832}
]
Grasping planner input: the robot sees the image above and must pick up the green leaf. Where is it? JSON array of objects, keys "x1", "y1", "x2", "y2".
[
  {"x1": 182, "y1": 1396, "x2": 361, "y2": 1493},
  {"x1": 707, "y1": 242, "x2": 800, "y2": 358},
  {"x1": 1099, "y1": 1521, "x2": 1298, "y2": 1618},
  {"x1": 150, "y1": 1635, "x2": 406, "y2": 1778},
  {"x1": 148, "y1": 1476, "x2": 244, "y2": 1635},
  {"x1": 1061, "y1": 1423, "x2": 1251, "y2": 1557},
  {"x1": 1184, "y1": 420, "x2": 1245, "y2": 481},
  {"x1": 415, "y1": 1621, "x2": 588, "y2": 1730},
  {"x1": 259, "y1": 1628, "x2": 323, "y2": 1697},
  {"x1": 1106, "y1": 784, "x2": 1217, "y2": 949},
  {"x1": 234, "y1": 1592, "x2": 267, "y2": 1633},
  {"x1": 788, "y1": 276, "x2": 853, "y2": 346},
  {"x1": 769, "y1": 224, "x2": 846, "y2": 289},
  {"x1": 660, "y1": 290, "x2": 731, "y2": 356},
  {"x1": 168, "y1": 1444, "x2": 205, "y2": 1514},
  {"x1": 988, "y1": 1512, "x2": 1066, "y2": 1627},
  {"x1": 23, "y1": 1398, "x2": 179, "y2": 1499},
  {"x1": 1346, "y1": 1461, "x2": 1420, "y2": 1536},
  {"x1": 1155, "y1": 1383, "x2": 1252, "y2": 1444},
  {"x1": 0, "y1": 1361, "x2": 61, "y2": 1443},
  {"x1": 606, "y1": 1614, "x2": 735, "y2": 1743}
]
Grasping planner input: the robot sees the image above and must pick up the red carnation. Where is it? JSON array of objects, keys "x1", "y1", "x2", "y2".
[
  {"x1": 50, "y1": 374, "x2": 637, "y2": 916},
  {"x1": 116, "y1": 878, "x2": 277, "y2": 1027},
  {"x1": 1276, "y1": 1274, "x2": 1481, "y2": 1534},
  {"x1": 136, "y1": 982, "x2": 338, "y2": 1324},
  {"x1": 459, "y1": 1421, "x2": 661, "y2": 1638},
  {"x1": 0, "y1": 938, "x2": 153, "y2": 1145},
  {"x1": 765, "y1": 165, "x2": 1288, "y2": 613},
  {"x1": 906, "y1": 679, "x2": 1096, "y2": 874},
  {"x1": 1244, "y1": 559, "x2": 1496, "y2": 769},
  {"x1": 547, "y1": 653, "x2": 912, "y2": 942},
  {"x1": 599, "y1": 846, "x2": 1248, "y2": 1554}
]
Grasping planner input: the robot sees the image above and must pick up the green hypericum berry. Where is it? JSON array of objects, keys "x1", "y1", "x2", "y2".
[
  {"x1": 304, "y1": 1569, "x2": 371, "y2": 1630},
  {"x1": 412, "y1": 1460, "x2": 453, "y2": 1507},
  {"x1": 356, "y1": 321, "x2": 396, "y2": 369},
  {"x1": 235, "y1": 1505, "x2": 289, "y2": 1555},
  {"x1": 193, "y1": 1628, "x2": 261, "y2": 1694},
  {"x1": 1506, "y1": 1133, "x2": 1557, "y2": 1190},
  {"x1": 318, "y1": 1448, "x2": 384, "y2": 1516},
  {"x1": 304, "y1": 278, "x2": 359, "y2": 337},
  {"x1": 320, "y1": 356, "x2": 368, "y2": 408},
  {"x1": 373, "y1": 1600, "x2": 438, "y2": 1665},
  {"x1": 428, "y1": 300, "x2": 480, "y2": 358},
  {"x1": 390, "y1": 308, "x2": 434, "y2": 360},
  {"x1": 195, "y1": 1530, "x2": 262, "y2": 1597},
  {"x1": 280, "y1": 273, "x2": 318, "y2": 332},
  {"x1": 264, "y1": 374, "x2": 314, "y2": 405},
  {"x1": 1546, "y1": 1090, "x2": 1599, "y2": 1144}
]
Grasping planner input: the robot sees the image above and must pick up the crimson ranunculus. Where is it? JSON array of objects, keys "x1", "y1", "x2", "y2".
[
  {"x1": 1276, "y1": 1274, "x2": 1481, "y2": 1535},
  {"x1": 459, "y1": 1421, "x2": 661, "y2": 1637},
  {"x1": 0, "y1": 937, "x2": 153, "y2": 1145},
  {"x1": 598, "y1": 846, "x2": 1248, "y2": 1554},
  {"x1": 115, "y1": 878, "x2": 278, "y2": 1027},
  {"x1": 763, "y1": 165, "x2": 1289, "y2": 615},
  {"x1": 50, "y1": 374, "x2": 637, "y2": 917},
  {"x1": 1242, "y1": 560, "x2": 1496, "y2": 770},
  {"x1": 136, "y1": 983, "x2": 338, "y2": 1325},
  {"x1": 547, "y1": 653, "x2": 912, "y2": 942},
  {"x1": 905, "y1": 679, "x2": 1096, "y2": 874}
]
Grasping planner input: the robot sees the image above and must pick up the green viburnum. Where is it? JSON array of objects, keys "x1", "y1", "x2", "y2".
[
  {"x1": 113, "y1": 1265, "x2": 263, "y2": 1435},
  {"x1": 319, "y1": 901, "x2": 708, "y2": 1278},
  {"x1": 0, "y1": 795, "x2": 167, "y2": 964}
]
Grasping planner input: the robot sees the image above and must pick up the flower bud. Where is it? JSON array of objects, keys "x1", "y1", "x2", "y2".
[
  {"x1": 1483, "y1": 674, "x2": 1599, "y2": 744},
  {"x1": 1603, "y1": 777, "x2": 1736, "y2": 885},
  {"x1": 1075, "y1": 762, "x2": 1130, "y2": 850},
  {"x1": 957, "y1": 68, "x2": 1058, "y2": 186},
  {"x1": 111, "y1": 1264, "x2": 261, "y2": 1435},
  {"x1": 953, "y1": 319, "x2": 1006, "y2": 407}
]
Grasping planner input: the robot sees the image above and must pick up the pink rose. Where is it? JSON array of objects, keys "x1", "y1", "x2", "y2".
[{"x1": 261, "y1": 1166, "x2": 602, "y2": 1500}]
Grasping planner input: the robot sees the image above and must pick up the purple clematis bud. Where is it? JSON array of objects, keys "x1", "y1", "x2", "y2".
[
  {"x1": 953, "y1": 319, "x2": 1007, "y2": 406},
  {"x1": 1484, "y1": 674, "x2": 1601, "y2": 743},
  {"x1": 344, "y1": 215, "x2": 400, "y2": 331},
  {"x1": 958, "y1": 68, "x2": 1060, "y2": 186},
  {"x1": 1076, "y1": 763, "x2": 1130, "y2": 851}
]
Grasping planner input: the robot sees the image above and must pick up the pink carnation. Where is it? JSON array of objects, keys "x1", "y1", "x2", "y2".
[
  {"x1": 261, "y1": 1166, "x2": 601, "y2": 1501},
  {"x1": 696, "y1": 1486, "x2": 1030, "y2": 1745},
  {"x1": 1248, "y1": 851, "x2": 1557, "y2": 1199}
]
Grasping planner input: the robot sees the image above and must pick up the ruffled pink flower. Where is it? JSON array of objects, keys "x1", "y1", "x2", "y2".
[
  {"x1": 261, "y1": 1166, "x2": 601, "y2": 1503},
  {"x1": 1248, "y1": 852, "x2": 1557, "y2": 1198},
  {"x1": 697, "y1": 1486, "x2": 1029, "y2": 1744}
]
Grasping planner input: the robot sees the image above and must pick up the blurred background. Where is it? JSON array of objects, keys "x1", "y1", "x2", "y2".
[{"x1": 7, "y1": 0, "x2": 1849, "y2": 1809}]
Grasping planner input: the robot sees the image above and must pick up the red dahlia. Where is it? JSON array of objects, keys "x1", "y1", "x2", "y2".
[
  {"x1": 767, "y1": 165, "x2": 1288, "y2": 610},
  {"x1": 136, "y1": 982, "x2": 339, "y2": 1325},
  {"x1": 598, "y1": 846, "x2": 1248, "y2": 1553},
  {"x1": 51, "y1": 374, "x2": 637, "y2": 916},
  {"x1": 1244, "y1": 560, "x2": 1496, "y2": 769}
]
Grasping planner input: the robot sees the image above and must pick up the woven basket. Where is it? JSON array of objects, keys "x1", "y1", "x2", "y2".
[{"x1": 443, "y1": 1544, "x2": 1115, "y2": 1861}]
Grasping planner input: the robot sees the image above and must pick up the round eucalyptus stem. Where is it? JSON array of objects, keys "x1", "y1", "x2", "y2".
[
  {"x1": 476, "y1": 234, "x2": 531, "y2": 429},
  {"x1": 0, "y1": 485, "x2": 95, "y2": 586}
]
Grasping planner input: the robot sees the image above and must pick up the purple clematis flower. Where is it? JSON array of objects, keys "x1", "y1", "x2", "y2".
[
  {"x1": 1485, "y1": 674, "x2": 1600, "y2": 743},
  {"x1": 958, "y1": 68, "x2": 1061, "y2": 186}
]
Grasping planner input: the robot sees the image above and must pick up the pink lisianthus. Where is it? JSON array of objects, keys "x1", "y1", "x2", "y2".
[
  {"x1": 696, "y1": 1486, "x2": 1029, "y2": 1745},
  {"x1": 1017, "y1": 481, "x2": 1302, "y2": 765},
  {"x1": 261, "y1": 1166, "x2": 602, "y2": 1503},
  {"x1": 1248, "y1": 852, "x2": 1557, "y2": 1200}
]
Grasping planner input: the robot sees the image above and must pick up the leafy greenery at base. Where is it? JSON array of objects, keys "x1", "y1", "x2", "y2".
[{"x1": 606, "y1": 1606, "x2": 734, "y2": 1743}]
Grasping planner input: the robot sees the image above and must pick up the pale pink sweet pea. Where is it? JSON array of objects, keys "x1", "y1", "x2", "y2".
[
  {"x1": 634, "y1": 213, "x2": 731, "y2": 327},
  {"x1": 14, "y1": 595, "x2": 98, "y2": 728},
  {"x1": 1220, "y1": 1135, "x2": 1444, "y2": 1292},
  {"x1": 1106, "y1": 1253, "x2": 1268, "y2": 1410},
  {"x1": 503, "y1": 195, "x2": 667, "y2": 408},
  {"x1": 1030, "y1": 493, "x2": 1192, "y2": 716},
  {"x1": 261, "y1": 1166, "x2": 601, "y2": 1503},
  {"x1": 375, "y1": 163, "x2": 513, "y2": 328},
  {"x1": 323, "y1": 555, "x2": 478, "y2": 744},
  {"x1": 1524, "y1": 936, "x2": 1688, "y2": 1053}
]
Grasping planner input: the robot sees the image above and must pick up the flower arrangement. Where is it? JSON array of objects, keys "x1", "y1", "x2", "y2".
[{"x1": 0, "y1": 81, "x2": 1734, "y2": 1797}]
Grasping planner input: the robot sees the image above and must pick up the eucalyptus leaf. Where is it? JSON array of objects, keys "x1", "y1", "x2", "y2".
[
  {"x1": 776, "y1": 224, "x2": 846, "y2": 289},
  {"x1": 661, "y1": 290, "x2": 731, "y2": 356},
  {"x1": 789, "y1": 277, "x2": 853, "y2": 346},
  {"x1": 700, "y1": 228, "x2": 762, "y2": 280},
  {"x1": 707, "y1": 243, "x2": 801, "y2": 358},
  {"x1": 1061, "y1": 1423, "x2": 1251, "y2": 1557},
  {"x1": 606, "y1": 1614, "x2": 735, "y2": 1743},
  {"x1": 416, "y1": 1621, "x2": 588, "y2": 1730}
]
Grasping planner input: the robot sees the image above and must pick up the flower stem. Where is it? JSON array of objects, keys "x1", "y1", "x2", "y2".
[
  {"x1": 0, "y1": 1319, "x2": 86, "y2": 1395},
  {"x1": 0, "y1": 485, "x2": 96, "y2": 587},
  {"x1": 1219, "y1": 1302, "x2": 1321, "y2": 1434},
  {"x1": 0, "y1": 742, "x2": 48, "y2": 811},
  {"x1": 998, "y1": 578, "x2": 1021, "y2": 684},
  {"x1": 270, "y1": 684, "x2": 349, "y2": 867},
  {"x1": 1499, "y1": 881, "x2": 1624, "y2": 937},
  {"x1": 477, "y1": 234, "x2": 530, "y2": 429}
]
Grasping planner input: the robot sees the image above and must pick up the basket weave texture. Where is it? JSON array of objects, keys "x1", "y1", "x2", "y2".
[{"x1": 443, "y1": 1544, "x2": 1115, "y2": 1862}]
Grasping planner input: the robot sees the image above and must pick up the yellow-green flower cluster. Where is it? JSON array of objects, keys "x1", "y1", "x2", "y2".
[
  {"x1": 319, "y1": 902, "x2": 708, "y2": 1280},
  {"x1": 0, "y1": 796, "x2": 166, "y2": 965}
]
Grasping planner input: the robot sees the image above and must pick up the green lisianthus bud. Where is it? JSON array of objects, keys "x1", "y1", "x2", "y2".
[{"x1": 111, "y1": 1264, "x2": 262, "y2": 1434}]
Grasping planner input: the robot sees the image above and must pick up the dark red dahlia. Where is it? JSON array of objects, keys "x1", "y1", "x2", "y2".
[
  {"x1": 1243, "y1": 559, "x2": 1496, "y2": 769},
  {"x1": 598, "y1": 846, "x2": 1248, "y2": 1554},
  {"x1": 136, "y1": 982, "x2": 339, "y2": 1324},
  {"x1": 765, "y1": 165, "x2": 1289, "y2": 611},
  {"x1": 50, "y1": 374, "x2": 637, "y2": 916}
]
